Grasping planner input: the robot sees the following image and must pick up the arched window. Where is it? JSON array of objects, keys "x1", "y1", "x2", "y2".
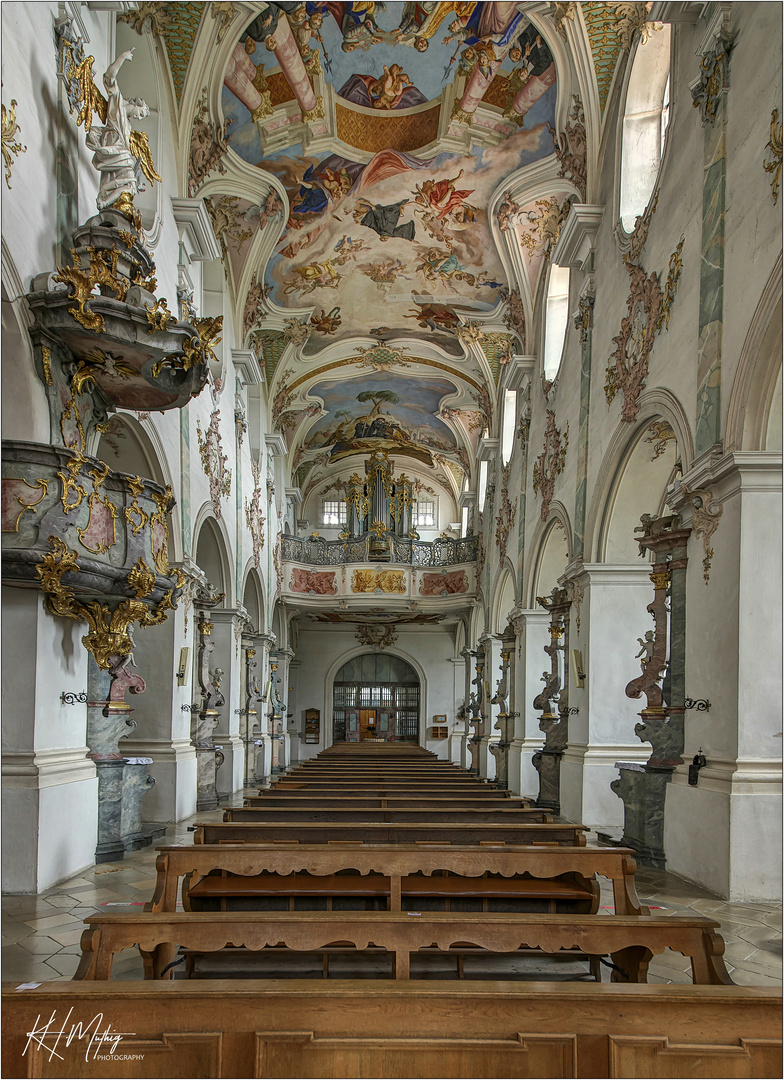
[
  {"x1": 501, "y1": 389, "x2": 517, "y2": 464},
  {"x1": 619, "y1": 24, "x2": 672, "y2": 232},
  {"x1": 543, "y1": 264, "x2": 570, "y2": 381}
]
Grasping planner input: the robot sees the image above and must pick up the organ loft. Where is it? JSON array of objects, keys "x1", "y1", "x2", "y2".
[{"x1": 1, "y1": 2, "x2": 781, "y2": 1076}]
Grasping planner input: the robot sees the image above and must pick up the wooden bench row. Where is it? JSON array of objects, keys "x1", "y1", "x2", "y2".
[
  {"x1": 148, "y1": 843, "x2": 646, "y2": 915},
  {"x1": 73, "y1": 910, "x2": 734, "y2": 984},
  {"x1": 6, "y1": 981, "x2": 779, "y2": 1078},
  {"x1": 193, "y1": 821, "x2": 588, "y2": 845},
  {"x1": 225, "y1": 806, "x2": 550, "y2": 824}
]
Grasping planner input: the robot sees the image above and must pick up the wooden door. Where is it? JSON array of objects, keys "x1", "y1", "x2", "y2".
[{"x1": 359, "y1": 709, "x2": 377, "y2": 740}]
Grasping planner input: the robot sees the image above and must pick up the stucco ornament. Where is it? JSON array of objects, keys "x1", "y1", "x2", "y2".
[
  {"x1": 1, "y1": 99, "x2": 26, "y2": 188},
  {"x1": 196, "y1": 411, "x2": 232, "y2": 519},
  {"x1": 189, "y1": 88, "x2": 232, "y2": 197},
  {"x1": 495, "y1": 460, "x2": 517, "y2": 562},
  {"x1": 680, "y1": 482, "x2": 723, "y2": 584},
  {"x1": 604, "y1": 262, "x2": 663, "y2": 422},
  {"x1": 355, "y1": 624, "x2": 398, "y2": 651},
  {"x1": 763, "y1": 108, "x2": 782, "y2": 203},
  {"x1": 547, "y1": 94, "x2": 586, "y2": 200},
  {"x1": 532, "y1": 410, "x2": 568, "y2": 522},
  {"x1": 245, "y1": 457, "x2": 266, "y2": 571}
]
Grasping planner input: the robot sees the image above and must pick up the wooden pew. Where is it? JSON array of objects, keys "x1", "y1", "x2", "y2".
[
  {"x1": 191, "y1": 821, "x2": 588, "y2": 845},
  {"x1": 148, "y1": 843, "x2": 647, "y2": 916},
  {"x1": 223, "y1": 806, "x2": 552, "y2": 824},
  {"x1": 5, "y1": 981, "x2": 780, "y2": 1079},
  {"x1": 72, "y1": 911, "x2": 734, "y2": 984},
  {"x1": 246, "y1": 795, "x2": 533, "y2": 809}
]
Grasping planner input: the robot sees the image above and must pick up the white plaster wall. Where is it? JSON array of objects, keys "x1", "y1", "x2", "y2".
[
  {"x1": 1, "y1": 589, "x2": 97, "y2": 892},
  {"x1": 293, "y1": 627, "x2": 458, "y2": 758}
]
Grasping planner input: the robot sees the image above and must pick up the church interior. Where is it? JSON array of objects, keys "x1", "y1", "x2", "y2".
[{"x1": 1, "y1": 1, "x2": 782, "y2": 1075}]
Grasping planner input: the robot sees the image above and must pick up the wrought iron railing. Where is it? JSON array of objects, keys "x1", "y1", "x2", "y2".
[{"x1": 281, "y1": 533, "x2": 478, "y2": 567}]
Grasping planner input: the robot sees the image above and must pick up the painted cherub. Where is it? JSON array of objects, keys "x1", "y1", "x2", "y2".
[{"x1": 367, "y1": 64, "x2": 413, "y2": 109}]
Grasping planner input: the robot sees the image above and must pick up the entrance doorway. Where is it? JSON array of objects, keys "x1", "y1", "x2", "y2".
[{"x1": 332, "y1": 652, "x2": 420, "y2": 744}]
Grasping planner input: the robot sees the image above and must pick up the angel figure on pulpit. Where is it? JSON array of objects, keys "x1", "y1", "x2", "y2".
[{"x1": 74, "y1": 49, "x2": 161, "y2": 210}]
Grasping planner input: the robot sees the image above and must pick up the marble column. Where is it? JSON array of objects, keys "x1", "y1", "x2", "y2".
[
  {"x1": 531, "y1": 589, "x2": 571, "y2": 814},
  {"x1": 693, "y1": 33, "x2": 731, "y2": 456},
  {"x1": 277, "y1": 646, "x2": 296, "y2": 770},
  {"x1": 607, "y1": 518, "x2": 691, "y2": 868},
  {"x1": 210, "y1": 608, "x2": 248, "y2": 800},
  {"x1": 459, "y1": 647, "x2": 475, "y2": 770},
  {"x1": 269, "y1": 654, "x2": 285, "y2": 774},
  {"x1": 489, "y1": 625, "x2": 517, "y2": 789},
  {"x1": 240, "y1": 639, "x2": 263, "y2": 787},
  {"x1": 192, "y1": 608, "x2": 224, "y2": 812},
  {"x1": 86, "y1": 653, "x2": 152, "y2": 863},
  {"x1": 265, "y1": 10, "x2": 319, "y2": 118},
  {"x1": 475, "y1": 635, "x2": 495, "y2": 778}
]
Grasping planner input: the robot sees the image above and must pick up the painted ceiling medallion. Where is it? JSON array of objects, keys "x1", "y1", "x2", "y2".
[{"x1": 604, "y1": 262, "x2": 663, "y2": 423}]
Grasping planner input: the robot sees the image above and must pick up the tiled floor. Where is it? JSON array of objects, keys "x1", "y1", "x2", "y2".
[{"x1": 3, "y1": 794, "x2": 781, "y2": 987}]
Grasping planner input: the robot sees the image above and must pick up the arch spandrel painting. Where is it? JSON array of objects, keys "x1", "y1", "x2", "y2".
[
  {"x1": 305, "y1": 371, "x2": 459, "y2": 466},
  {"x1": 221, "y1": 2, "x2": 558, "y2": 350}
]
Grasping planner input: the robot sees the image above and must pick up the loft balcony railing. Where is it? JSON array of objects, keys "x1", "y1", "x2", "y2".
[{"x1": 281, "y1": 532, "x2": 478, "y2": 568}]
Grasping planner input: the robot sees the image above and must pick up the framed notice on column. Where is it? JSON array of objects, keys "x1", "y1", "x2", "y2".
[{"x1": 304, "y1": 709, "x2": 320, "y2": 743}]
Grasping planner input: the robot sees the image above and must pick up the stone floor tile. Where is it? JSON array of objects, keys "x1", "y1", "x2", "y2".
[
  {"x1": 47, "y1": 926, "x2": 87, "y2": 947},
  {"x1": 63, "y1": 887, "x2": 125, "y2": 900},
  {"x1": 41, "y1": 894, "x2": 80, "y2": 909},
  {"x1": 729, "y1": 952, "x2": 784, "y2": 979},
  {"x1": 1, "y1": 956, "x2": 60, "y2": 983},
  {"x1": 43, "y1": 952, "x2": 83, "y2": 978},
  {"x1": 728, "y1": 965, "x2": 784, "y2": 987},
  {"x1": 2, "y1": 922, "x2": 38, "y2": 945},
  {"x1": 16, "y1": 934, "x2": 64, "y2": 954},
  {"x1": 22, "y1": 912, "x2": 83, "y2": 931}
]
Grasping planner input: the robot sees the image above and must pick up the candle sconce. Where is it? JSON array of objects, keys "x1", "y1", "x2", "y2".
[
  {"x1": 684, "y1": 698, "x2": 711, "y2": 712},
  {"x1": 61, "y1": 692, "x2": 88, "y2": 705},
  {"x1": 180, "y1": 704, "x2": 200, "y2": 713}
]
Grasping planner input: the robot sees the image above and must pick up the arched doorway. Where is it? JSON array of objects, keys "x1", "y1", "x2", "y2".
[{"x1": 332, "y1": 653, "x2": 420, "y2": 744}]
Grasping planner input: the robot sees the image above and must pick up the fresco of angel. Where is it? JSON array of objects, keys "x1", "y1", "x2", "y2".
[
  {"x1": 359, "y1": 257, "x2": 410, "y2": 285},
  {"x1": 283, "y1": 258, "x2": 342, "y2": 294},
  {"x1": 71, "y1": 49, "x2": 160, "y2": 210},
  {"x1": 413, "y1": 171, "x2": 476, "y2": 222}
]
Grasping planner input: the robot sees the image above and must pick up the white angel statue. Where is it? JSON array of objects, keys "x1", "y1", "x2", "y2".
[{"x1": 74, "y1": 49, "x2": 160, "y2": 210}]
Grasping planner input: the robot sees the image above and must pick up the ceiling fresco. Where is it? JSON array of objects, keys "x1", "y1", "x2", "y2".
[
  {"x1": 303, "y1": 371, "x2": 460, "y2": 468},
  {"x1": 221, "y1": 2, "x2": 559, "y2": 351}
]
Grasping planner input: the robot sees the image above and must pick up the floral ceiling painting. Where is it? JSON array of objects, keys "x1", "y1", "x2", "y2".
[
  {"x1": 304, "y1": 371, "x2": 459, "y2": 467},
  {"x1": 221, "y1": 1, "x2": 559, "y2": 350}
]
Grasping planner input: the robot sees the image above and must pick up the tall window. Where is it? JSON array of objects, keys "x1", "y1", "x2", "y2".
[
  {"x1": 543, "y1": 264, "x2": 570, "y2": 381},
  {"x1": 322, "y1": 499, "x2": 347, "y2": 525},
  {"x1": 502, "y1": 389, "x2": 517, "y2": 465},
  {"x1": 619, "y1": 24, "x2": 672, "y2": 232},
  {"x1": 413, "y1": 500, "x2": 435, "y2": 527}
]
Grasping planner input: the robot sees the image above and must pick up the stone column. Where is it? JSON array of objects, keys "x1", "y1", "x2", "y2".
[
  {"x1": 86, "y1": 653, "x2": 150, "y2": 863},
  {"x1": 254, "y1": 631, "x2": 277, "y2": 783},
  {"x1": 506, "y1": 608, "x2": 549, "y2": 798},
  {"x1": 268, "y1": 654, "x2": 285, "y2": 774},
  {"x1": 265, "y1": 10, "x2": 321, "y2": 119},
  {"x1": 473, "y1": 637, "x2": 492, "y2": 777},
  {"x1": 531, "y1": 588, "x2": 571, "y2": 814}
]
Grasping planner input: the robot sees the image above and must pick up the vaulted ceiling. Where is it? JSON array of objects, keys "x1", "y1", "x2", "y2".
[{"x1": 148, "y1": 1, "x2": 652, "y2": 499}]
